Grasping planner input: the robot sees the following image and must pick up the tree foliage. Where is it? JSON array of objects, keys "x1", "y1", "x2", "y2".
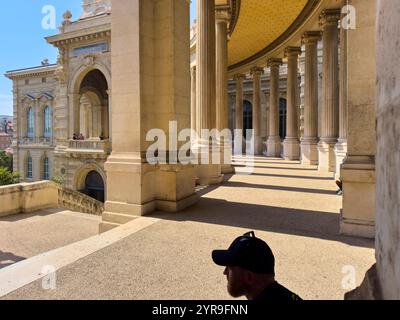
[
  {"x1": 0, "y1": 167, "x2": 20, "y2": 186},
  {"x1": 0, "y1": 150, "x2": 13, "y2": 172}
]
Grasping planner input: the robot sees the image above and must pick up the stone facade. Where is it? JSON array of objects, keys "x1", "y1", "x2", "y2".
[{"x1": 6, "y1": 1, "x2": 111, "y2": 202}]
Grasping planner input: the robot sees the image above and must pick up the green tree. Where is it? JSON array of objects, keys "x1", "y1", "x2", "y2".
[
  {"x1": 51, "y1": 175, "x2": 65, "y2": 186},
  {"x1": 0, "y1": 150, "x2": 12, "y2": 172},
  {"x1": 0, "y1": 167, "x2": 20, "y2": 186}
]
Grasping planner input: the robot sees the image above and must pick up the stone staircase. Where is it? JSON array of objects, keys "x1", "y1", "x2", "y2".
[{"x1": 57, "y1": 185, "x2": 104, "y2": 216}]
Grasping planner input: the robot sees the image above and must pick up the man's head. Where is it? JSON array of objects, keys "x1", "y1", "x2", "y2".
[{"x1": 212, "y1": 232, "x2": 276, "y2": 298}]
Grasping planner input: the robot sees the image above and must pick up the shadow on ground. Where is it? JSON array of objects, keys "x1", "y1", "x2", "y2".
[
  {"x1": 153, "y1": 172, "x2": 374, "y2": 249},
  {"x1": 0, "y1": 251, "x2": 25, "y2": 269},
  {"x1": 0, "y1": 208, "x2": 65, "y2": 223}
]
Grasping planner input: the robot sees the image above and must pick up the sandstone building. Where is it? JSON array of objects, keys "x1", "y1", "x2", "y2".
[{"x1": 4, "y1": 0, "x2": 400, "y2": 299}]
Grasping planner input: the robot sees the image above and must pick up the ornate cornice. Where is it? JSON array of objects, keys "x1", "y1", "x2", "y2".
[
  {"x1": 302, "y1": 31, "x2": 322, "y2": 44},
  {"x1": 250, "y1": 67, "x2": 264, "y2": 77},
  {"x1": 228, "y1": 0, "x2": 241, "y2": 37},
  {"x1": 267, "y1": 58, "x2": 283, "y2": 68},
  {"x1": 233, "y1": 74, "x2": 246, "y2": 82},
  {"x1": 284, "y1": 46, "x2": 302, "y2": 58},
  {"x1": 5, "y1": 66, "x2": 57, "y2": 80},
  {"x1": 215, "y1": 5, "x2": 231, "y2": 23},
  {"x1": 319, "y1": 9, "x2": 341, "y2": 27},
  {"x1": 49, "y1": 30, "x2": 111, "y2": 48}
]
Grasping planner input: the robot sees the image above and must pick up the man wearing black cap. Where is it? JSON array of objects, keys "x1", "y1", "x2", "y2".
[{"x1": 212, "y1": 231, "x2": 302, "y2": 301}]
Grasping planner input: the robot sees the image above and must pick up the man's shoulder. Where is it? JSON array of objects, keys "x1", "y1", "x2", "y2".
[{"x1": 255, "y1": 282, "x2": 302, "y2": 301}]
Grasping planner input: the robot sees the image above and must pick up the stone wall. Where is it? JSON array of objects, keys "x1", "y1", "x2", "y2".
[
  {"x1": 0, "y1": 181, "x2": 58, "y2": 217},
  {"x1": 375, "y1": 0, "x2": 400, "y2": 300},
  {"x1": 0, "y1": 181, "x2": 104, "y2": 218},
  {"x1": 57, "y1": 186, "x2": 104, "y2": 216}
]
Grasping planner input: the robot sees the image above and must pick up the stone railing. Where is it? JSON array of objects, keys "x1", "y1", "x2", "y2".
[
  {"x1": 0, "y1": 181, "x2": 104, "y2": 218},
  {"x1": 67, "y1": 139, "x2": 111, "y2": 156},
  {"x1": 57, "y1": 186, "x2": 104, "y2": 216},
  {"x1": 19, "y1": 137, "x2": 52, "y2": 146},
  {"x1": 0, "y1": 181, "x2": 58, "y2": 217}
]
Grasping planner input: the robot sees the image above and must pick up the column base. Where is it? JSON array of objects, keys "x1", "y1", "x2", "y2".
[
  {"x1": 300, "y1": 139, "x2": 319, "y2": 165},
  {"x1": 254, "y1": 135, "x2": 263, "y2": 156},
  {"x1": 318, "y1": 140, "x2": 337, "y2": 172},
  {"x1": 197, "y1": 163, "x2": 224, "y2": 186},
  {"x1": 102, "y1": 153, "x2": 198, "y2": 231},
  {"x1": 221, "y1": 164, "x2": 235, "y2": 174},
  {"x1": 283, "y1": 138, "x2": 300, "y2": 161},
  {"x1": 340, "y1": 156, "x2": 376, "y2": 239},
  {"x1": 335, "y1": 140, "x2": 348, "y2": 180},
  {"x1": 266, "y1": 136, "x2": 281, "y2": 157}
]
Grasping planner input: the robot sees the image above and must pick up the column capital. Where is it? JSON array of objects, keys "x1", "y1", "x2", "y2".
[
  {"x1": 302, "y1": 31, "x2": 322, "y2": 44},
  {"x1": 284, "y1": 46, "x2": 302, "y2": 58},
  {"x1": 267, "y1": 58, "x2": 283, "y2": 68},
  {"x1": 319, "y1": 9, "x2": 341, "y2": 27},
  {"x1": 215, "y1": 5, "x2": 231, "y2": 23},
  {"x1": 233, "y1": 74, "x2": 246, "y2": 82},
  {"x1": 250, "y1": 67, "x2": 264, "y2": 77}
]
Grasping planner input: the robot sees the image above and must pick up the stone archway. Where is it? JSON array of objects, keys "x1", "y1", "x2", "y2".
[
  {"x1": 69, "y1": 65, "x2": 111, "y2": 140},
  {"x1": 74, "y1": 163, "x2": 107, "y2": 202},
  {"x1": 243, "y1": 100, "x2": 253, "y2": 138},
  {"x1": 84, "y1": 171, "x2": 105, "y2": 203}
]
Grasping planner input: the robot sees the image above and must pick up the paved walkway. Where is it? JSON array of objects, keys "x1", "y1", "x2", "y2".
[
  {"x1": 0, "y1": 209, "x2": 101, "y2": 270},
  {"x1": 0, "y1": 158, "x2": 375, "y2": 300}
]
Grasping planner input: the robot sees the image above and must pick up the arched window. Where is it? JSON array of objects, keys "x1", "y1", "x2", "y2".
[
  {"x1": 44, "y1": 106, "x2": 52, "y2": 138},
  {"x1": 43, "y1": 157, "x2": 50, "y2": 180},
  {"x1": 27, "y1": 156, "x2": 33, "y2": 179},
  {"x1": 279, "y1": 98, "x2": 287, "y2": 140},
  {"x1": 27, "y1": 107, "x2": 34, "y2": 138},
  {"x1": 243, "y1": 100, "x2": 253, "y2": 139}
]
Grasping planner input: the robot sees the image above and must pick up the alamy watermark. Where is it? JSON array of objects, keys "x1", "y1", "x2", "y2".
[
  {"x1": 41, "y1": 265, "x2": 57, "y2": 290},
  {"x1": 146, "y1": 121, "x2": 256, "y2": 175}
]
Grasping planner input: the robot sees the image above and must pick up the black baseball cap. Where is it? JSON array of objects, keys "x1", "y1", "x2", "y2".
[{"x1": 212, "y1": 231, "x2": 275, "y2": 275}]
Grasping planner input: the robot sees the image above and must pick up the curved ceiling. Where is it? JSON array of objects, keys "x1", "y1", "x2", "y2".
[{"x1": 227, "y1": 0, "x2": 311, "y2": 67}]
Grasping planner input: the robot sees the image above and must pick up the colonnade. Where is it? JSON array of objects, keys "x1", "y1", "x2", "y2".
[{"x1": 191, "y1": 4, "x2": 346, "y2": 175}]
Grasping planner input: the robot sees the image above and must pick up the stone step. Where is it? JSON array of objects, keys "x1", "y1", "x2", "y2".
[
  {"x1": 98, "y1": 221, "x2": 120, "y2": 234},
  {"x1": 102, "y1": 211, "x2": 138, "y2": 225}
]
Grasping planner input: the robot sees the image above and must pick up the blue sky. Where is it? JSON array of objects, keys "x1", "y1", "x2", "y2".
[{"x1": 0, "y1": 1, "x2": 197, "y2": 116}]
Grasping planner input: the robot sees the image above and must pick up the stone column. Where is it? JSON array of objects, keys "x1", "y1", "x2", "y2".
[
  {"x1": 335, "y1": 9, "x2": 349, "y2": 178},
  {"x1": 34, "y1": 99, "x2": 41, "y2": 140},
  {"x1": 233, "y1": 74, "x2": 245, "y2": 155},
  {"x1": 196, "y1": 0, "x2": 223, "y2": 185},
  {"x1": 190, "y1": 66, "x2": 197, "y2": 141},
  {"x1": 266, "y1": 58, "x2": 283, "y2": 157},
  {"x1": 68, "y1": 93, "x2": 80, "y2": 139},
  {"x1": 340, "y1": 0, "x2": 376, "y2": 239},
  {"x1": 215, "y1": 5, "x2": 233, "y2": 173},
  {"x1": 251, "y1": 67, "x2": 264, "y2": 155},
  {"x1": 318, "y1": 10, "x2": 340, "y2": 172},
  {"x1": 234, "y1": 74, "x2": 245, "y2": 131},
  {"x1": 301, "y1": 31, "x2": 322, "y2": 165},
  {"x1": 283, "y1": 47, "x2": 302, "y2": 160},
  {"x1": 102, "y1": 0, "x2": 197, "y2": 232}
]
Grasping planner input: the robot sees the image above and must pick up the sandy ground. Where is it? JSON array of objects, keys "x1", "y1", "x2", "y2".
[{"x1": 1, "y1": 158, "x2": 375, "y2": 300}]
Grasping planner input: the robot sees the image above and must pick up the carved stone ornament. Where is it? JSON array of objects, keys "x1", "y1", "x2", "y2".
[{"x1": 83, "y1": 55, "x2": 96, "y2": 67}]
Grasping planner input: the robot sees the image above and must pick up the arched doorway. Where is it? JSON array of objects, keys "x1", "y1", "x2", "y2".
[
  {"x1": 76, "y1": 69, "x2": 109, "y2": 140},
  {"x1": 279, "y1": 98, "x2": 287, "y2": 140},
  {"x1": 243, "y1": 100, "x2": 253, "y2": 138},
  {"x1": 82, "y1": 171, "x2": 105, "y2": 203}
]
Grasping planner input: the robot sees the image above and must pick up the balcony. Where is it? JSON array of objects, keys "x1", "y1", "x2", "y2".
[
  {"x1": 66, "y1": 139, "x2": 112, "y2": 159},
  {"x1": 19, "y1": 137, "x2": 52, "y2": 146}
]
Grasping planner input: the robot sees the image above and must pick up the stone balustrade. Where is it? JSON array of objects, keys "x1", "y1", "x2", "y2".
[
  {"x1": 0, "y1": 181, "x2": 104, "y2": 218},
  {"x1": 58, "y1": 186, "x2": 104, "y2": 216},
  {"x1": 67, "y1": 139, "x2": 111, "y2": 156},
  {"x1": 0, "y1": 181, "x2": 58, "y2": 217},
  {"x1": 18, "y1": 137, "x2": 52, "y2": 146}
]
